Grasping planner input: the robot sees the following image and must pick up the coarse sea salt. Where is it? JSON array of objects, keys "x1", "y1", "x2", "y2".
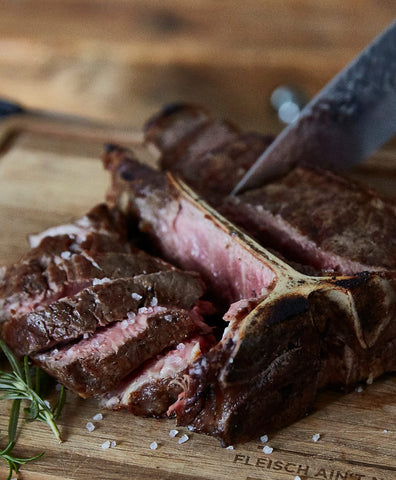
[
  {"x1": 178, "y1": 434, "x2": 189, "y2": 444},
  {"x1": 150, "y1": 441, "x2": 158, "y2": 450},
  {"x1": 111, "y1": 440, "x2": 117, "y2": 448},
  {"x1": 86, "y1": 422, "x2": 95, "y2": 432},
  {"x1": 169, "y1": 429, "x2": 179, "y2": 438},
  {"x1": 263, "y1": 446, "x2": 273, "y2": 454},
  {"x1": 294, "y1": 476, "x2": 302, "y2": 480},
  {"x1": 93, "y1": 413, "x2": 103, "y2": 421},
  {"x1": 150, "y1": 297, "x2": 158, "y2": 307},
  {"x1": 60, "y1": 251, "x2": 72, "y2": 260},
  {"x1": 312, "y1": 433, "x2": 320, "y2": 442},
  {"x1": 92, "y1": 277, "x2": 111, "y2": 285},
  {"x1": 164, "y1": 315, "x2": 173, "y2": 322},
  {"x1": 101, "y1": 440, "x2": 110, "y2": 450},
  {"x1": 226, "y1": 446, "x2": 234, "y2": 450},
  {"x1": 355, "y1": 385, "x2": 364, "y2": 393},
  {"x1": 132, "y1": 293, "x2": 143, "y2": 301},
  {"x1": 260, "y1": 434, "x2": 268, "y2": 443}
]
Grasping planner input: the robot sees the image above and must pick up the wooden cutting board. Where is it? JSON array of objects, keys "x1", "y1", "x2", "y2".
[{"x1": 0, "y1": 114, "x2": 394, "y2": 480}]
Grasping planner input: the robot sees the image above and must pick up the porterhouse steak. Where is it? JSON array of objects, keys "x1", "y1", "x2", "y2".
[
  {"x1": 1, "y1": 104, "x2": 395, "y2": 446},
  {"x1": 103, "y1": 106, "x2": 396, "y2": 445}
]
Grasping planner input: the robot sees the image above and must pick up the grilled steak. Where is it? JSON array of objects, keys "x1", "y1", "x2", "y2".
[
  {"x1": 101, "y1": 334, "x2": 214, "y2": 417},
  {"x1": 0, "y1": 204, "x2": 133, "y2": 325},
  {"x1": 1, "y1": 199, "x2": 211, "y2": 408},
  {"x1": 142, "y1": 104, "x2": 396, "y2": 275},
  {"x1": 222, "y1": 167, "x2": 396, "y2": 274},
  {"x1": 144, "y1": 103, "x2": 273, "y2": 203},
  {"x1": 34, "y1": 305, "x2": 207, "y2": 397},
  {"x1": 3, "y1": 271, "x2": 205, "y2": 357},
  {"x1": 104, "y1": 149, "x2": 396, "y2": 445}
]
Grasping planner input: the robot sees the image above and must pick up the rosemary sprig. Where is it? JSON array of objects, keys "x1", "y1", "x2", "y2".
[{"x1": 0, "y1": 341, "x2": 66, "y2": 478}]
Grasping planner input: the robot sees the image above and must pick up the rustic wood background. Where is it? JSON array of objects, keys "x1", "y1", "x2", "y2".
[{"x1": 0, "y1": 0, "x2": 395, "y2": 133}]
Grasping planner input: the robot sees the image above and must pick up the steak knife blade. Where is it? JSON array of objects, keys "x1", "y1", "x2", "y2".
[{"x1": 232, "y1": 20, "x2": 396, "y2": 194}]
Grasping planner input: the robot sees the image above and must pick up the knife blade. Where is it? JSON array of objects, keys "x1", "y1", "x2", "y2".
[{"x1": 232, "y1": 20, "x2": 396, "y2": 195}]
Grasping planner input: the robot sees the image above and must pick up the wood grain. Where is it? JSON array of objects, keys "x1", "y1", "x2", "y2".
[
  {"x1": 0, "y1": 114, "x2": 394, "y2": 480},
  {"x1": 0, "y1": 1, "x2": 395, "y2": 133}
]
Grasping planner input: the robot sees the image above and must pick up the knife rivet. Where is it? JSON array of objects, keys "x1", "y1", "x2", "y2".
[{"x1": 270, "y1": 85, "x2": 308, "y2": 124}]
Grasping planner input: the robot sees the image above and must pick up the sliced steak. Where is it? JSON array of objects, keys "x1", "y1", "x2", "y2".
[
  {"x1": 101, "y1": 334, "x2": 214, "y2": 417},
  {"x1": 34, "y1": 306, "x2": 207, "y2": 397},
  {"x1": 4, "y1": 271, "x2": 205, "y2": 357},
  {"x1": 104, "y1": 154, "x2": 396, "y2": 445},
  {"x1": 0, "y1": 248, "x2": 173, "y2": 325},
  {"x1": 222, "y1": 167, "x2": 396, "y2": 274}
]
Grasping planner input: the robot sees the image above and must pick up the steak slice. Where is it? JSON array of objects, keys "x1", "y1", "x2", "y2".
[
  {"x1": 4, "y1": 271, "x2": 205, "y2": 357},
  {"x1": 0, "y1": 248, "x2": 173, "y2": 325},
  {"x1": 222, "y1": 167, "x2": 396, "y2": 274},
  {"x1": 34, "y1": 306, "x2": 207, "y2": 397},
  {"x1": 100, "y1": 334, "x2": 214, "y2": 417},
  {"x1": 0, "y1": 204, "x2": 134, "y2": 324},
  {"x1": 104, "y1": 154, "x2": 396, "y2": 445}
]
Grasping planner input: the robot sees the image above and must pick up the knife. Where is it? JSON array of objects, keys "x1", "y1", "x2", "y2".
[{"x1": 232, "y1": 20, "x2": 396, "y2": 194}]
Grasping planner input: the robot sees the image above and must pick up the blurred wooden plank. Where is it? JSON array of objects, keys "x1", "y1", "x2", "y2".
[{"x1": 0, "y1": 1, "x2": 394, "y2": 131}]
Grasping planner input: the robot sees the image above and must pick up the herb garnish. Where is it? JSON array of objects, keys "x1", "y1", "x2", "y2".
[{"x1": 0, "y1": 341, "x2": 66, "y2": 479}]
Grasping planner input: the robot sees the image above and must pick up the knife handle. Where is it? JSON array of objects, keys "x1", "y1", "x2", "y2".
[{"x1": 0, "y1": 98, "x2": 24, "y2": 120}]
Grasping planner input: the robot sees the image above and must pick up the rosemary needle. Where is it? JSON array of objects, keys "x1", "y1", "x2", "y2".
[{"x1": 0, "y1": 341, "x2": 66, "y2": 478}]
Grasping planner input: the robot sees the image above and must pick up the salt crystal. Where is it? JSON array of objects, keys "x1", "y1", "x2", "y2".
[
  {"x1": 93, "y1": 277, "x2": 111, "y2": 285},
  {"x1": 312, "y1": 433, "x2": 321, "y2": 442},
  {"x1": 138, "y1": 307, "x2": 150, "y2": 314},
  {"x1": 52, "y1": 349, "x2": 59, "y2": 355},
  {"x1": 355, "y1": 385, "x2": 363, "y2": 393},
  {"x1": 110, "y1": 440, "x2": 117, "y2": 448},
  {"x1": 383, "y1": 429, "x2": 388, "y2": 433},
  {"x1": 263, "y1": 446, "x2": 273, "y2": 454},
  {"x1": 132, "y1": 293, "x2": 142, "y2": 301},
  {"x1": 93, "y1": 413, "x2": 103, "y2": 421},
  {"x1": 44, "y1": 400, "x2": 50, "y2": 408},
  {"x1": 60, "y1": 251, "x2": 71, "y2": 260},
  {"x1": 178, "y1": 434, "x2": 189, "y2": 444},
  {"x1": 55, "y1": 383, "x2": 62, "y2": 391},
  {"x1": 294, "y1": 476, "x2": 302, "y2": 480},
  {"x1": 83, "y1": 333, "x2": 89, "y2": 339},
  {"x1": 366, "y1": 375, "x2": 374, "y2": 385},
  {"x1": 86, "y1": 422, "x2": 95, "y2": 432},
  {"x1": 176, "y1": 343, "x2": 185, "y2": 351},
  {"x1": 150, "y1": 441, "x2": 158, "y2": 450},
  {"x1": 121, "y1": 319, "x2": 129, "y2": 330},
  {"x1": 260, "y1": 434, "x2": 268, "y2": 443},
  {"x1": 164, "y1": 315, "x2": 173, "y2": 322},
  {"x1": 150, "y1": 297, "x2": 158, "y2": 307},
  {"x1": 226, "y1": 446, "x2": 234, "y2": 450},
  {"x1": 101, "y1": 440, "x2": 110, "y2": 450},
  {"x1": 105, "y1": 396, "x2": 119, "y2": 408},
  {"x1": 187, "y1": 426, "x2": 194, "y2": 431},
  {"x1": 169, "y1": 429, "x2": 179, "y2": 438}
]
